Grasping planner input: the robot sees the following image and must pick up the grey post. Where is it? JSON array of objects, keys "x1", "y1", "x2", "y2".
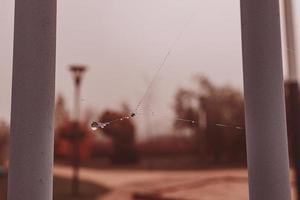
[
  {"x1": 284, "y1": 0, "x2": 297, "y2": 81},
  {"x1": 240, "y1": 0, "x2": 292, "y2": 200},
  {"x1": 8, "y1": 0, "x2": 57, "y2": 200}
]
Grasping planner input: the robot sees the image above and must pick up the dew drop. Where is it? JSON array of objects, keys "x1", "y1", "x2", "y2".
[
  {"x1": 99, "y1": 122, "x2": 107, "y2": 129},
  {"x1": 91, "y1": 121, "x2": 99, "y2": 131},
  {"x1": 91, "y1": 121, "x2": 107, "y2": 130},
  {"x1": 91, "y1": 127, "x2": 98, "y2": 131}
]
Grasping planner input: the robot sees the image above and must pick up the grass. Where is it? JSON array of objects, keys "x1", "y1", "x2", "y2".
[
  {"x1": 0, "y1": 174, "x2": 7, "y2": 200},
  {"x1": 0, "y1": 174, "x2": 109, "y2": 200}
]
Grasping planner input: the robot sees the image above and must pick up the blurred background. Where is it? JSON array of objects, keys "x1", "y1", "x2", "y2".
[{"x1": 1, "y1": 0, "x2": 300, "y2": 199}]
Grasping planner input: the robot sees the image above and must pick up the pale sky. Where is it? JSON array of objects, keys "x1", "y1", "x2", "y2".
[{"x1": 1, "y1": 0, "x2": 300, "y2": 136}]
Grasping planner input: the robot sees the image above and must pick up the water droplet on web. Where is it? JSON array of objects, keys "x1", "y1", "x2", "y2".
[
  {"x1": 91, "y1": 121, "x2": 107, "y2": 131},
  {"x1": 99, "y1": 123, "x2": 107, "y2": 129},
  {"x1": 91, "y1": 121, "x2": 99, "y2": 131},
  {"x1": 236, "y1": 126, "x2": 244, "y2": 130},
  {"x1": 216, "y1": 123, "x2": 226, "y2": 127}
]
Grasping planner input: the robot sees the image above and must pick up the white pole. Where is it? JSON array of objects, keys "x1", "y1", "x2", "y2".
[
  {"x1": 284, "y1": 0, "x2": 298, "y2": 82},
  {"x1": 8, "y1": 0, "x2": 56, "y2": 199},
  {"x1": 240, "y1": 0, "x2": 292, "y2": 200}
]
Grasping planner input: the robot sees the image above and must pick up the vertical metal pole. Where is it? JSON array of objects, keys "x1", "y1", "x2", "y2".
[
  {"x1": 284, "y1": 0, "x2": 297, "y2": 81},
  {"x1": 240, "y1": 0, "x2": 292, "y2": 200},
  {"x1": 283, "y1": 0, "x2": 300, "y2": 199},
  {"x1": 69, "y1": 66, "x2": 86, "y2": 196},
  {"x1": 8, "y1": 0, "x2": 56, "y2": 200},
  {"x1": 74, "y1": 81, "x2": 81, "y2": 122},
  {"x1": 72, "y1": 82, "x2": 80, "y2": 196}
]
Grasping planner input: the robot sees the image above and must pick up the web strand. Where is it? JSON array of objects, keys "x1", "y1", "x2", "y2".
[
  {"x1": 91, "y1": 111, "x2": 244, "y2": 131},
  {"x1": 133, "y1": 12, "x2": 195, "y2": 114},
  {"x1": 90, "y1": 10, "x2": 245, "y2": 132}
]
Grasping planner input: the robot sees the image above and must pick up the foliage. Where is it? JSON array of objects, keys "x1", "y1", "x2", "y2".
[
  {"x1": 55, "y1": 94, "x2": 70, "y2": 129},
  {"x1": 54, "y1": 95, "x2": 94, "y2": 160},
  {"x1": 99, "y1": 110, "x2": 138, "y2": 164},
  {"x1": 0, "y1": 122, "x2": 9, "y2": 167},
  {"x1": 174, "y1": 76, "x2": 246, "y2": 164}
]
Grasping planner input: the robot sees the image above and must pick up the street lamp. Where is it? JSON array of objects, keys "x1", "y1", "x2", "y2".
[
  {"x1": 69, "y1": 65, "x2": 87, "y2": 196},
  {"x1": 70, "y1": 65, "x2": 87, "y2": 121}
]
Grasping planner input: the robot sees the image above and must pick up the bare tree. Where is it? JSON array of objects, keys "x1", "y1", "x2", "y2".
[{"x1": 99, "y1": 110, "x2": 138, "y2": 164}]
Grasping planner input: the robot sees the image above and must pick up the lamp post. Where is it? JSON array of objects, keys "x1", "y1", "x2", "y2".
[
  {"x1": 69, "y1": 65, "x2": 86, "y2": 196},
  {"x1": 283, "y1": 0, "x2": 300, "y2": 199}
]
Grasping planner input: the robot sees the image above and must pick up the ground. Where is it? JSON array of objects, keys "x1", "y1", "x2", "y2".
[
  {"x1": 1, "y1": 166, "x2": 297, "y2": 200},
  {"x1": 54, "y1": 165, "x2": 297, "y2": 200},
  {"x1": 0, "y1": 174, "x2": 108, "y2": 200}
]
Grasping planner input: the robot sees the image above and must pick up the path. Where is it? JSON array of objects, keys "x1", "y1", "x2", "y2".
[{"x1": 54, "y1": 165, "x2": 296, "y2": 200}]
